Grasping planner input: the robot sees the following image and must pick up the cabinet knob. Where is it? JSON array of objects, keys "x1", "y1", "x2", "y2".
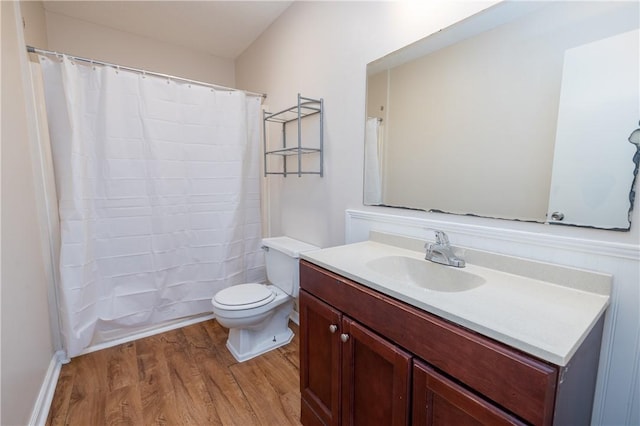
[
  {"x1": 340, "y1": 333, "x2": 349, "y2": 343},
  {"x1": 329, "y1": 324, "x2": 338, "y2": 333}
]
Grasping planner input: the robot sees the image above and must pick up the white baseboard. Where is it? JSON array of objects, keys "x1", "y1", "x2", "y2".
[{"x1": 28, "y1": 350, "x2": 67, "y2": 426}]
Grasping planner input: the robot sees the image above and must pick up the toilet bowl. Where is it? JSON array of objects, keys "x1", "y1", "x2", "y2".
[{"x1": 211, "y1": 237, "x2": 319, "y2": 362}]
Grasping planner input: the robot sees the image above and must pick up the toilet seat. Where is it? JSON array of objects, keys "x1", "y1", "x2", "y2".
[{"x1": 212, "y1": 283, "x2": 275, "y2": 311}]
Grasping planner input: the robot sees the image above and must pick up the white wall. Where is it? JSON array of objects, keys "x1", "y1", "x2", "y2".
[
  {"x1": 236, "y1": 2, "x2": 639, "y2": 424},
  {"x1": 237, "y1": 1, "x2": 501, "y2": 248},
  {"x1": 1, "y1": 2, "x2": 56, "y2": 424},
  {"x1": 44, "y1": 9, "x2": 235, "y2": 87}
]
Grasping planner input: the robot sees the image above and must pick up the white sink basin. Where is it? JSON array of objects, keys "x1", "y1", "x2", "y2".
[{"x1": 366, "y1": 255, "x2": 486, "y2": 292}]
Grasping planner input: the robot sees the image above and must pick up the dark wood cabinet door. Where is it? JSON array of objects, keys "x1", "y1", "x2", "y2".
[
  {"x1": 412, "y1": 360, "x2": 526, "y2": 426},
  {"x1": 300, "y1": 290, "x2": 342, "y2": 426},
  {"x1": 341, "y1": 317, "x2": 412, "y2": 426}
]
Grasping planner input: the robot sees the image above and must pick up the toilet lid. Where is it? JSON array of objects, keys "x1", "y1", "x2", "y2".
[{"x1": 213, "y1": 283, "x2": 275, "y2": 309}]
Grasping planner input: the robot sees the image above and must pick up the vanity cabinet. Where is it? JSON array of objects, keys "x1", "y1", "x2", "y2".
[
  {"x1": 299, "y1": 259, "x2": 603, "y2": 426},
  {"x1": 299, "y1": 290, "x2": 412, "y2": 426}
]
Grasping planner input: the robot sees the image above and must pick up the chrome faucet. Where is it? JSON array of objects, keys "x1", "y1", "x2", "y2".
[{"x1": 424, "y1": 230, "x2": 465, "y2": 268}]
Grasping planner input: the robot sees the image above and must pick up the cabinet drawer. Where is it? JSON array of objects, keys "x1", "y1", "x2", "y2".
[{"x1": 301, "y1": 261, "x2": 558, "y2": 426}]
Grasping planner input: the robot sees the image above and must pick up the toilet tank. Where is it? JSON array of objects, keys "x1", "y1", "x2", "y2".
[{"x1": 262, "y1": 236, "x2": 319, "y2": 298}]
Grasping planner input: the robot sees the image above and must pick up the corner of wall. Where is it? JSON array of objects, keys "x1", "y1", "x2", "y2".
[{"x1": 20, "y1": 0, "x2": 48, "y2": 49}]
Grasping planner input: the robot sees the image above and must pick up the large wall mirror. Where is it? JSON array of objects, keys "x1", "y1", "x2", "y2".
[{"x1": 364, "y1": 1, "x2": 639, "y2": 230}]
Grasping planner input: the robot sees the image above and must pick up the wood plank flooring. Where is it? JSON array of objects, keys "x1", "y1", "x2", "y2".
[{"x1": 46, "y1": 320, "x2": 302, "y2": 426}]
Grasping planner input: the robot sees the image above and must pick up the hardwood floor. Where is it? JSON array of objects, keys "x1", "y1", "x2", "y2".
[{"x1": 46, "y1": 320, "x2": 302, "y2": 426}]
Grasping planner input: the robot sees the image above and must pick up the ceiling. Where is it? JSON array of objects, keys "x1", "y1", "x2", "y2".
[{"x1": 42, "y1": 1, "x2": 293, "y2": 59}]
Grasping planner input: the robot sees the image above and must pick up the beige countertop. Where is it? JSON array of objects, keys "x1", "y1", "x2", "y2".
[{"x1": 300, "y1": 233, "x2": 611, "y2": 366}]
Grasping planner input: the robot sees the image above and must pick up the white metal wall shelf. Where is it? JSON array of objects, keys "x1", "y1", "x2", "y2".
[{"x1": 263, "y1": 93, "x2": 324, "y2": 177}]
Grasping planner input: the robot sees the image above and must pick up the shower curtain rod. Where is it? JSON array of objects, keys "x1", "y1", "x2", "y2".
[{"x1": 27, "y1": 45, "x2": 267, "y2": 99}]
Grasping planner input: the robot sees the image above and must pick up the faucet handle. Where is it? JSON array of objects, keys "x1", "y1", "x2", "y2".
[
  {"x1": 433, "y1": 230, "x2": 449, "y2": 245},
  {"x1": 425, "y1": 228, "x2": 450, "y2": 246}
]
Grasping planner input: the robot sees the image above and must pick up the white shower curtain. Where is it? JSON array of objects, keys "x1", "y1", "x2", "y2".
[
  {"x1": 39, "y1": 55, "x2": 264, "y2": 356},
  {"x1": 364, "y1": 117, "x2": 383, "y2": 205}
]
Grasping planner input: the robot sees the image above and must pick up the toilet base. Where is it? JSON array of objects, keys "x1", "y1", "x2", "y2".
[
  {"x1": 226, "y1": 326, "x2": 294, "y2": 363},
  {"x1": 224, "y1": 299, "x2": 295, "y2": 362}
]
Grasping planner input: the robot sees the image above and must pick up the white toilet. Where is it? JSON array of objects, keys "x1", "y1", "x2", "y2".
[{"x1": 211, "y1": 236, "x2": 319, "y2": 362}]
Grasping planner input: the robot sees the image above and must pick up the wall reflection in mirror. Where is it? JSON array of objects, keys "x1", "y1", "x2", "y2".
[{"x1": 364, "y1": 1, "x2": 639, "y2": 230}]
